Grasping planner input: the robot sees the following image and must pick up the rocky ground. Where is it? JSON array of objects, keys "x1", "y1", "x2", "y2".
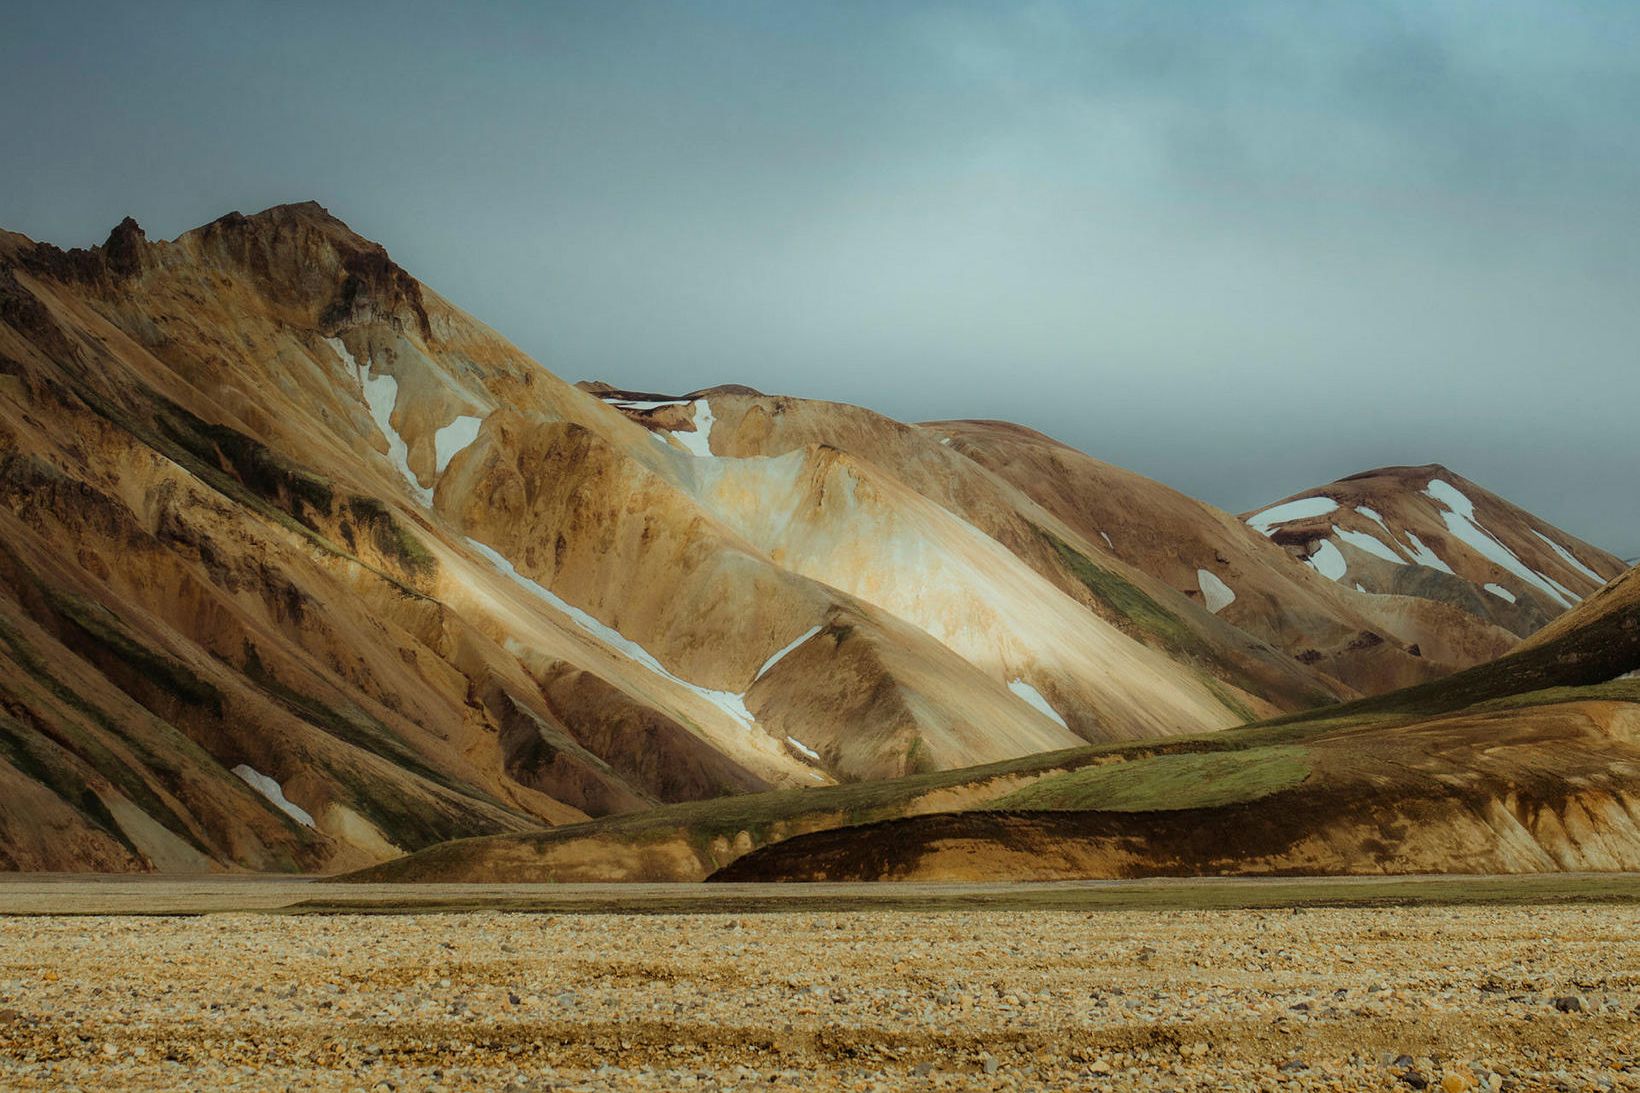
[{"x1": 1, "y1": 905, "x2": 1637, "y2": 1091}]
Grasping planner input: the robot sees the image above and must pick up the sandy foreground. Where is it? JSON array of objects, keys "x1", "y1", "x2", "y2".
[{"x1": 1, "y1": 896, "x2": 1637, "y2": 1091}]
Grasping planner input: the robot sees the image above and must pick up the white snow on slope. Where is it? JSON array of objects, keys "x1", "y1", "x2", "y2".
[
  {"x1": 1333, "y1": 526, "x2": 1407, "y2": 565},
  {"x1": 467, "y1": 538, "x2": 758, "y2": 730},
  {"x1": 232, "y1": 764, "x2": 315, "y2": 827},
  {"x1": 1305, "y1": 539, "x2": 1349, "y2": 582},
  {"x1": 1484, "y1": 583, "x2": 1517, "y2": 603},
  {"x1": 1354, "y1": 506, "x2": 1433, "y2": 565},
  {"x1": 325, "y1": 336, "x2": 359, "y2": 376},
  {"x1": 330, "y1": 338, "x2": 432, "y2": 505},
  {"x1": 1401, "y1": 530, "x2": 1455, "y2": 574},
  {"x1": 603, "y1": 398, "x2": 690, "y2": 410},
  {"x1": 1248, "y1": 496, "x2": 1339, "y2": 536},
  {"x1": 786, "y1": 736, "x2": 821, "y2": 761},
  {"x1": 755, "y1": 625, "x2": 823, "y2": 682},
  {"x1": 1008, "y1": 679, "x2": 1068, "y2": 728},
  {"x1": 675, "y1": 400, "x2": 715, "y2": 457},
  {"x1": 434, "y1": 415, "x2": 483, "y2": 474},
  {"x1": 1100, "y1": 531, "x2": 1114, "y2": 550},
  {"x1": 1424, "y1": 479, "x2": 1575, "y2": 608},
  {"x1": 362, "y1": 373, "x2": 432, "y2": 504},
  {"x1": 1531, "y1": 530, "x2": 1605, "y2": 585},
  {"x1": 1196, "y1": 569, "x2": 1236, "y2": 614}
]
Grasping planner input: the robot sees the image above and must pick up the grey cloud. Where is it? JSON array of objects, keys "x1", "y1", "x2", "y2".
[{"x1": 1, "y1": 0, "x2": 1635, "y2": 552}]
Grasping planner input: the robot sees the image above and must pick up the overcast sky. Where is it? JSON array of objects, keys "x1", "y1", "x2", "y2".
[{"x1": 4, "y1": 1, "x2": 1636, "y2": 554}]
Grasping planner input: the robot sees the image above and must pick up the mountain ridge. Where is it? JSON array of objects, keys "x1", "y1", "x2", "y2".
[{"x1": 0, "y1": 202, "x2": 1625, "y2": 874}]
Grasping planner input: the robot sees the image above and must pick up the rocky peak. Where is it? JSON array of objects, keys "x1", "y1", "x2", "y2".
[
  {"x1": 187, "y1": 201, "x2": 434, "y2": 342},
  {"x1": 1337, "y1": 463, "x2": 1455, "y2": 486},
  {"x1": 102, "y1": 216, "x2": 148, "y2": 277},
  {"x1": 9, "y1": 214, "x2": 150, "y2": 284}
]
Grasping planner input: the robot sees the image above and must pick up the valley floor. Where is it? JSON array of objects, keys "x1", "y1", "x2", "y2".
[{"x1": 2, "y1": 882, "x2": 1640, "y2": 1090}]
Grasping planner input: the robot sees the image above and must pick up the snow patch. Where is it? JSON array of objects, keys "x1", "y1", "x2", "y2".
[
  {"x1": 1333, "y1": 526, "x2": 1407, "y2": 565},
  {"x1": 785, "y1": 736, "x2": 821, "y2": 761},
  {"x1": 1196, "y1": 569, "x2": 1236, "y2": 614},
  {"x1": 1305, "y1": 539, "x2": 1348, "y2": 582},
  {"x1": 324, "y1": 336, "x2": 357, "y2": 374},
  {"x1": 1008, "y1": 679, "x2": 1068, "y2": 728},
  {"x1": 755, "y1": 625, "x2": 823, "y2": 682},
  {"x1": 1248, "y1": 496, "x2": 1339, "y2": 536},
  {"x1": 467, "y1": 538, "x2": 758, "y2": 730},
  {"x1": 1100, "y1": 531, "x2": 1114, "y2": 550},
  {"x1": 1401, "y1": 530, "x2": 1455, "y2": 574},
  {"x1": 232, "y1": 764, "x2": 315, "y2": 828},
  {"x1": 331, "y1": 337, "x2": 432, "y2": 505},
  {"x1": 604, "y1": 398, "x2": 690, "y2": 410},
  {"x1": 433, "y1": 415, "x2": 483, "y2": 474},
  {"x1": 1531, "y1": 530, "x2": 1605, "y2": 585},
  {"x1": 675, "y1": 400, "x2": 715, "y2": 457},
  {"x1": 1424, "y1": 479, "x2": 1575, "y2": 608},
  {"x1": 1484, "y1": 583, "x2": 1517, "y2": 604}
]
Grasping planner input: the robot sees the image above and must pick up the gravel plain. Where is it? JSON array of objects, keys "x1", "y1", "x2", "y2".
[{"x1": 2, "y1": 902, "x2": 1638, "y2": 1091}]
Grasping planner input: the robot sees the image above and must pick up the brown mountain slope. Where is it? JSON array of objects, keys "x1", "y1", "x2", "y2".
[
  {"x1": 6, "y1": 202, "x2": 1619, "y2": 875},
  {"x1": 926, "y1": 420, "x2": 1517, "y2": 695},
  {"x1": 1519, "y1": 561, "x2": 1639, "y2": 654},
  {"x1": 1244, "y1": 464, "x2": 1625, "y2": 638},
  {"x1": 717, "y1": 567, "x2": 1640, "y2": 882},
  {"x1": 0, "y1": 202, "x2": 1310, "y2": 872},
  {"x1": 591, "y1": 388, "x2": 1352, "y2": 715},
  {"x1": 361, "y1": 569, "x2": 1640, "y2": 884}
]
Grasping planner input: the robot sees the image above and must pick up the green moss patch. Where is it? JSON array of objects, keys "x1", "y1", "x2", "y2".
[
  {"x1": 346, "y1": 496, "x2": 437, "y2": 579},
  {"x1": 1035, "y1": 526, "x2": 1333, "y2": 715},
  {"x1": 988, "y1": 745, "x2": 1310, "y2": 812},
  {"x1": 45, "y1": 589, "x2": 223, "y2": 715}
]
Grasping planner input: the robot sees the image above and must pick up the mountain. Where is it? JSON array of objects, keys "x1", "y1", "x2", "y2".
[
  {"x1": 713, "y1": 566, "x2": 1640, "y2": 882},
  {"x1": 0, "y1": 203, "x2": 1328, "y2": 872},
  {"x1": 2, "y1": 203, "x2": 1624, "y2": 875},
  {"x1": 1244, "y1": 465, "x2": 1625, "y2": 638},
  {"x1": 928, "y1": 422, "x2": 1524, "y2": 697},
  {"x1": 360, "y1": 566, "x2": 1639, "y2": 884},
  {"x1": 588, "y1": 389, "x2": 1353, "y2": 716}
]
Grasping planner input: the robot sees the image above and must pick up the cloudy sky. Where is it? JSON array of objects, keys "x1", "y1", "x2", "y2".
[{"x1": 4, "y1": 1, "x2": 1636, "y2": 553}]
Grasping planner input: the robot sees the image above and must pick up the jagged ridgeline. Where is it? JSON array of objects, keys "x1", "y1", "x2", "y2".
[{"x1": 0, "y1": 204, "x2": 1628, "y2": 874}]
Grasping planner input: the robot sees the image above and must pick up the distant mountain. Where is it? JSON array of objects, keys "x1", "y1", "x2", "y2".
[
  {"x1": 1244, "y1": 465, "x2": 1625, "y2": 637},
  {"x1": 924, "y1": 424, "x2": 1521, "y2": 697},
  {"x1": 0, "y1": 202, "x2": 1625, "y2": 874}
]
